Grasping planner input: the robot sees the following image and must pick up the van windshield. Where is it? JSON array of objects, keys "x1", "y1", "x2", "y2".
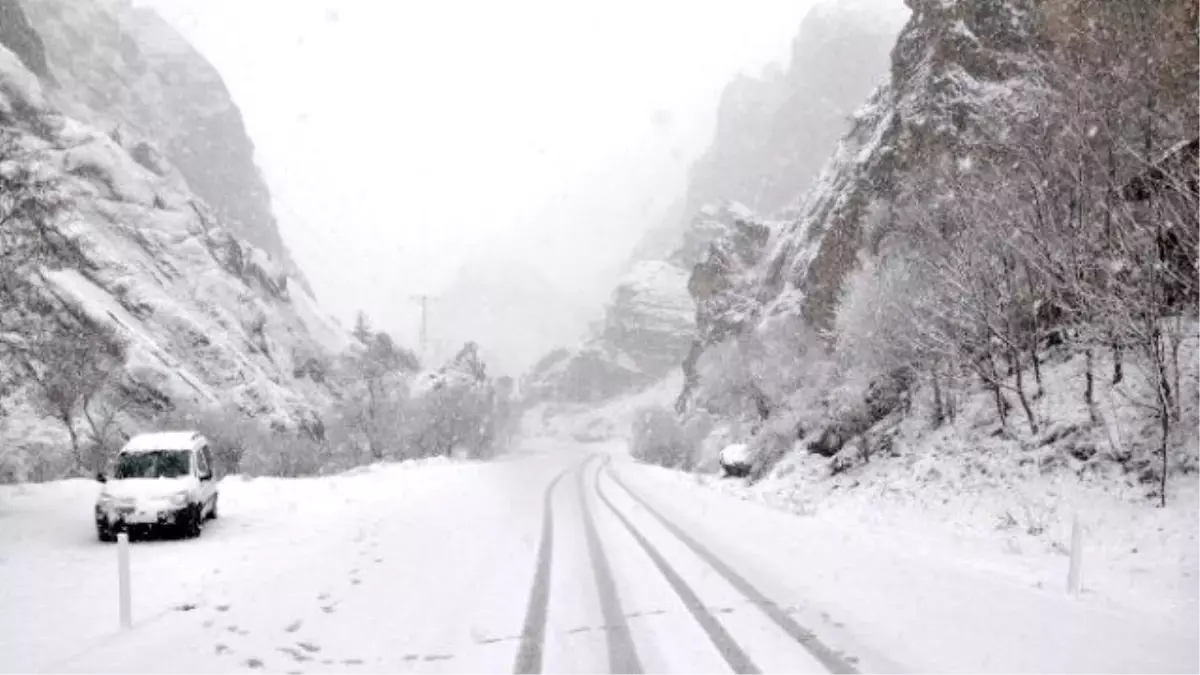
[{"x1": 113, "y1": 451, "x2": 191, "y2": 479}]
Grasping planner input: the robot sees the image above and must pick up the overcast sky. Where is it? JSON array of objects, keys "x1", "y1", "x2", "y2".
[{"x1": 139, "y1": 0, "x2": 814, "y2": 372}]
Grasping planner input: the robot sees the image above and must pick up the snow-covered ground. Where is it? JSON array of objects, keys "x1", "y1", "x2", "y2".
[
  {"x1": 0, "y1": 456, "x2": 486, "y2": 673},
  {"x1": 613, "y1": 455, "x2": 1198, "y2": 673},
  {"x1": 1, "y1": 437, "x2": 1195, "y2": 673},
  {"x1": 668, "y1": 456, "x2": 1199, "y2": 623},
  {"x1": 523, "y1": 372, "x2": 683, "y2": 442}
]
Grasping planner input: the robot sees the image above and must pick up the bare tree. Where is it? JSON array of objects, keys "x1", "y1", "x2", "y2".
[
  {"x1": 82, "y1": 394, "x2": 128, "y2": 472},
  {"x1": 17, "y1": 320, "x2": 126, "y2": 475}
]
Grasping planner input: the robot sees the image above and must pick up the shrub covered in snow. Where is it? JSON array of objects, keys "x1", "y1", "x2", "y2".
[{"x1": 630, "y1": 404, "x2": 695, "y2": 469}]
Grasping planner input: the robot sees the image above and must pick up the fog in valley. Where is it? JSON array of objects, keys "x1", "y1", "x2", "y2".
[{"x1": 144, "y1": 0, "x2": 829, "y2": 374}]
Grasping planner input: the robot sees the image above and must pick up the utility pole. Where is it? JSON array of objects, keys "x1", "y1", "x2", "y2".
[{"x1": 409, "y1": 294, "x2": 435, "y2": 363}]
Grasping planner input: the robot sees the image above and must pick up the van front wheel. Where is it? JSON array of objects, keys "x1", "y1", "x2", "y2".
[{"x1": 180, "y1": 506, "x2": 203, "y2": 539}]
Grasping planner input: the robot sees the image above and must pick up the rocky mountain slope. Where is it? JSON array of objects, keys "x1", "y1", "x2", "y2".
[
  {"x1": 681, "y1": 0, "x2": 1065, "y2": 415},
  {"x1": 16, "y1": 0, "x2": 307, "y2": 289},
  {"x1": 0, "y1": 0, "x2": 348, "y2": 480},
  {"x1": 524, "y1": 258, "x2": 692, "y2": 403},
  {"x1": 526, "y1": 0, "x2": 906, "y2": 404},
  {"x1": 629, "y1": 0, "x2": 908, "y2": 265},
  {"x1": 671, "y1": 0, "x2": 1197, "y2": 486}
]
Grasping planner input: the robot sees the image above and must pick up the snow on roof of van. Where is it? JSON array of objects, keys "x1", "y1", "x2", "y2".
[{"x1": 121, "y1": 431, "x2": 202, "y2": 453}]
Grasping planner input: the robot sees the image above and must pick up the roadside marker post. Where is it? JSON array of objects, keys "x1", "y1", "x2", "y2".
[
  {"x1": 118, "y1": 532, "x2": 132, "y2": 628},
  {"x1": 1067, "y1": 515, "x2": 1083, "y2": 596}
]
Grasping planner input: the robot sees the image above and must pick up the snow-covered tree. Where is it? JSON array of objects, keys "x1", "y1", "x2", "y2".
[
  {"x1": 335, "y1": 318, "x2": 420, "y2": 461},
  {"x1": 407, "y1": 342, "x2": 501, "y2": 460}
]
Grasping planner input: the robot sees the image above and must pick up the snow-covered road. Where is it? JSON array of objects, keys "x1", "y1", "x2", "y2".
[{"x1": 1, "y1": 441, "x2": 1195, "y2": 673}]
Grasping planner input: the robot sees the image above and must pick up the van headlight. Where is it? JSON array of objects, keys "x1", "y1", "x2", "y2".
[{"x1": 168, "y1": 491, "x2": 190, "y2": 507}]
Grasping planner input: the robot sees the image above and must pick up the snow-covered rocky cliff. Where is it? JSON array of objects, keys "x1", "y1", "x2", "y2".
[
  {"x1": 0, "y1": 0, "x2": 348, "y2": 480},
  {"x1": 527, "y1": 0, "x2": 906, "y2": 405}
]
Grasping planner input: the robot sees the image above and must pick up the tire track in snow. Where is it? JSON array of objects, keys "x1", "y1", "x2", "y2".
[
  {"x1": 577, "y1": 456, "x2": 643, "y2": 673},
  {"x1": 594, "y1": 459, "x2": 760, "y2": 674},
  {"x1": 604, "y1": 459, "x2": 857, "y2": 675},
  {"x1": 512, "y1": 461, "x2": 577, "y2": 674}
]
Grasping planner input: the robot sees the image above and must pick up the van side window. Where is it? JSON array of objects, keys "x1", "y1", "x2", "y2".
[{"x1": 197, "y1": 447, "x2": 211, "y2": 476}]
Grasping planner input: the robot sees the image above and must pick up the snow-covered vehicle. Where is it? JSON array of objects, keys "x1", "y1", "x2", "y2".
[
  {"x1": 718, "y1": 443, "x2": 753, "y2": 478},
  {"x1": 94, "y1": 432, "x2": 220, "y2": 542}
]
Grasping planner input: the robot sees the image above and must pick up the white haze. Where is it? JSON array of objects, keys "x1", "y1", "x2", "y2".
[{"x1": 139, "y1": 0, "x2": 816, "y2": 374}]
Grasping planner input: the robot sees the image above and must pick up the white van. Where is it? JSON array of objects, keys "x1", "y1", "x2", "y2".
[{"x1": 94, "y1": 431, "x2": 219, "y2": 541}]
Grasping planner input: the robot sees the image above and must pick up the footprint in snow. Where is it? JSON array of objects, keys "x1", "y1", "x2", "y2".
[
  {"x1": 423, "y1": 654, "x2": 453, "y2": 662},
  {"x1": 285, "y1": 620, "x2": 303, "y2": 633},
  {"x1": 214, "y1": 644, "x2": 230, "y2": 655},
  {"x1": 350, "y1": 578, "x2": 361, "y2": 586},
  {"x1": 244, "y1": 658, "x2": 265, "y2": 669},
  {"x1": 215, "y1": 604, "x2": 232, "y2": 613},
  {"x1": 320, "y1": 604, "x2": 337, "y2": 614},
  {"x1": 297, "y1": 642, "x2": 321, "y2": 653},
  {"x1": 277, "y1": 647, "x2": 312, "y2": 663},
  {"x1": 342, "y1": 658, "x2": 364, "y2": 665},
  {"x1": 317, "y1": 593, "x2": 330, "y2": 601}
]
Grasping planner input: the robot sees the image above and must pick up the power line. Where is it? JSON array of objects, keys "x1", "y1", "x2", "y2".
[
  {"x1": 268, "y1": 192, "x2": 430, "y2": 350},
  {"x1": 408, "y1": 294, "x2": 437, "y2": 363}
]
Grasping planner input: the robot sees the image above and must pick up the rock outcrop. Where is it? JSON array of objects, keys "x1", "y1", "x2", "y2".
[
  {"x1": 0, "y1": 3, "x2": 349, "y2": 478},
  {"x1": 680, "y1": 0, "x2": 1198, "y2": 460},
  {"x1": 0, "y1": 0, "x2": 48, "y2": 79},
  {"x1": 525, "y1": 259, "x2": 693, "y2": 403},
  {"x1": 17, "y1": 0, "x2": 308, "y2": 290},
  {"x1": 529, "y1": 0, "x2": 907, "y2": 406},
  {"x1": 630, "y1": 0, "x2": 908, "y2": 265},
  {"x1": 678, "y1": 0, "x2": 1051, "y2": 414}
]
